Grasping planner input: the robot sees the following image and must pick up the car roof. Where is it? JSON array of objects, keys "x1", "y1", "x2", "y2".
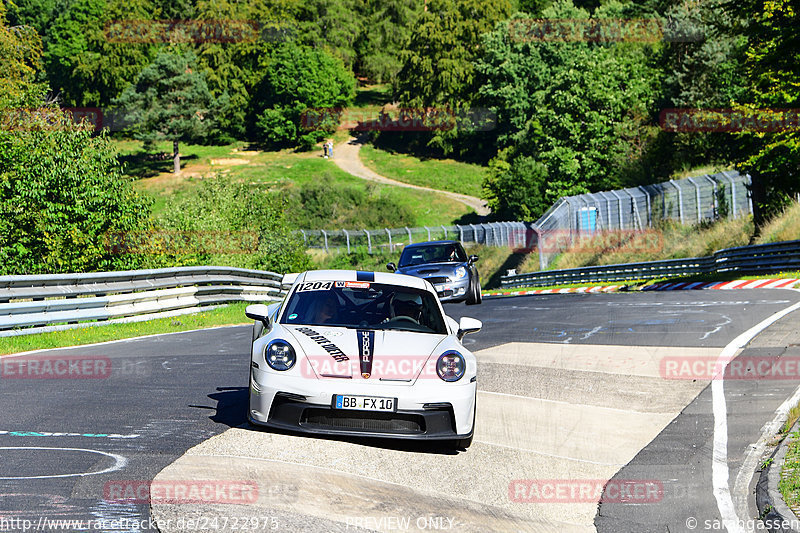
[
  {"x1": 297, "y1": 270, "x2": 431, "y2": 291},
  {"x1": 402, "y1": 240, "x2": 459, "y2": 248}
]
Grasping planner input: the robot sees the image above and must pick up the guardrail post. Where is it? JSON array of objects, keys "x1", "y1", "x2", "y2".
[
  {"x1": 669, "y1": 180, "x2": 684, "y2": 224},
  {"x1": 321, "y1": 230, "x2": 329, "y2": 252},
  {"x1": 457, "y1": 225, "x2": 464, "y2": 242},
  {"x1": 385, "y1": 228, "x2": 392, "y2": 251},
  {"x1": 300, "y1": 230, "x2": 307, "y2": 246},
  {"x1": 405, "y1": 226, "x2": 413, "y2": 244},
  {"x1": 687, "y1": 177, "x2": 702, "y2": 224},
  {"x1": 342, "y1": 229, "x2": 350, "y2": 253},
  {"x1": 441, "y1": 225, "x2": 447, "y2": 240},
  {"x1": 363, "y1": 229, "x2": 372, "y2": 253},
  {"x1": 424, "y1": 226, "x2": 431, "y2": 241},
  {"x1": 746, "y1": 173, "x2": 754, "y2": 214}
]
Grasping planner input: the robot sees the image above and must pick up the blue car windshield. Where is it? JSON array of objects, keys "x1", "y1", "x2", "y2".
[
  {"x1": 280, "y1": 281, "x2": 447, "y2": 334},
  {"x1": 398, "y1": 244, "x2": 467, "y2": 267}
]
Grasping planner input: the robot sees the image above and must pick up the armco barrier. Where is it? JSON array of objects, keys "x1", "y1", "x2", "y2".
[
  {"x1": 501, "y1": 239, "x2": 800, "y2": 288},
  {"x1": 0, "y1": 266, "x2": 285, "y2": 337}
]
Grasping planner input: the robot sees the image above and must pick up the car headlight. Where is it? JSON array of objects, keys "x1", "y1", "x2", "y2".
[
  {"x1": 436, "y1": 351, "x2": 465, "y2": 382},
  {"x1": 265, "y1": 340, "x2": 296, "y2": 371},
  {"x1": 454, "y1": 266, "x2": 467, "y2": 279}
]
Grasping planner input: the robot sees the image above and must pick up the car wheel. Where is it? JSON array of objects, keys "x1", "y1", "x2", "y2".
[{"x1": 465, "y1": 277, "x2": 480, "y2": 305}]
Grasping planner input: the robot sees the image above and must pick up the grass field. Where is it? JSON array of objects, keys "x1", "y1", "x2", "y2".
[
  {"x1": 119, "y1": 140, "x2": 474, "y2": 226},
  {"x1": 359, "y1": 144, "x2": 487, "y2": 199},
  {"x1": 0, "y1": 304, "x2": 251, "y2": 356}
]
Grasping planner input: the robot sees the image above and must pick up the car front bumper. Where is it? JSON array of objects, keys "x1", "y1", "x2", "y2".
[
  {"x1": 249, "y1": 369, "x2": 476, "y2": 440},
  {"x1": 429, "y1": 277, "x2": 471, "y2": 302}
]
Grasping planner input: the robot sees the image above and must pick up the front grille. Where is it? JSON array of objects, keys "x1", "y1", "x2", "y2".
[
  {"x1": 425, "y1": 276, "x2": 450, "y2": 284},
  {"x1": 300, "y1": 408, "x2": 424, "y2": 434}
]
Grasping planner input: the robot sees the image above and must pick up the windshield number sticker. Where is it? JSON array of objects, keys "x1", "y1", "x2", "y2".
[{"x1": 297, "y1": 281, "x2": 334, "y2": 292}]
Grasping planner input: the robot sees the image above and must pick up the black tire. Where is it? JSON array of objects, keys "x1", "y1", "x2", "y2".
[{"x1": 465, "y1": 276, "x2": 480, "y2": 305}]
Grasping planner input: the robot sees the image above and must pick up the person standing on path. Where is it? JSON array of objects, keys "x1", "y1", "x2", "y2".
[
  {"x1": 327, "y1": 140, "x2": 334, "y2": 159},
  {"x1": 323, "y1": 141, "x2": 329, "y2": 158}
]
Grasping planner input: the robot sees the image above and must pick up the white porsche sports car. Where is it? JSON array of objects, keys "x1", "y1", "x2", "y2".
[{"x1": 245, "y1": 270, "x2": 482, "y2": 448}]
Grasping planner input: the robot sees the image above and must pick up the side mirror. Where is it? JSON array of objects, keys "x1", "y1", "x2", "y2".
[
  {"x1": 386, "y1": 262, "x2": 396, "y2": 272},
  {"x1": 468, "y1": 255, "x2": 479, "y2": 264},
  {"x1": 457, "y1": 316, "x2": 482, "y2": 340},
  {"x1": 245, "y1": 304, "x2": 271, "y2": 328}
]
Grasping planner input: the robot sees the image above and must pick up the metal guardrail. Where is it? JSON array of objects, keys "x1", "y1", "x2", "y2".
[
  {"x1": 501, "y1": 240, "x2": 800, "y2": 288},
  {"x1": 0, "y1": 266, "x2": 285, "y2": 337}
]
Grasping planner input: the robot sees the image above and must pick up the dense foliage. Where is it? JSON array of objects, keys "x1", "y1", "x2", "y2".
[{"x1": 2, "y1": 0, "x2": 798, "y2": 276}]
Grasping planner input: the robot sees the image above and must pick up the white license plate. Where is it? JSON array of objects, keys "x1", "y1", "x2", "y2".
[
  {"x1": 334, "y1": 395, "x2": 396, "y2": 412},
  {"x1": 434, "y1": 284, "x2": 450, "y2": 292}
]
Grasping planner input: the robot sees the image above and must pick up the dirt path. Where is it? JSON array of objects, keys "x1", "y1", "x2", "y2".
[{"x1": 332, "y1": 135, "x2": 490, "y2": 216}]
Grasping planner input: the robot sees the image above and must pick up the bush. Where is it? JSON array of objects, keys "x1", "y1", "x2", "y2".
[
  {"x1": 0, "y1": 111, "x2": 152, "y2": 274},
  {"x1": 288, "y1": 182, "x2": 415, "y2": 229},
  {"x1": 148, "y1": 178, "x2": 312, "y2": 274}
]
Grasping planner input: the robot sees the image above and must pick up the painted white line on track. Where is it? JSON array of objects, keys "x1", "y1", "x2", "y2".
[
  {"x1": 0, "y1": 447, "x2": 127, "y2": 480},
  {"x1": 711, "y1": 296, "x2": 800, "y2": 533}
]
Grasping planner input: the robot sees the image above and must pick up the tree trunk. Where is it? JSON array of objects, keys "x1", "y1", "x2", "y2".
[{"x1": 173, "y1": 140, "x2": 180, "y2": 174}]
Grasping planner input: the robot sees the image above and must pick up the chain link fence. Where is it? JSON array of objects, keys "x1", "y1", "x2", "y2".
[
  {"x1": 299, "y1": 170, "x2": 751, "y2": 270},
  {"x1": 299, "y1": 222, "x2": 535, "y2": 254},
  {"x1": 533, "y1": 170, "x2": 752, "y2": 268}
]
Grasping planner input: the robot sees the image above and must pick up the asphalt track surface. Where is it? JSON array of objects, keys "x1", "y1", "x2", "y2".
[{"x1": 1, "y1": 289, "x2": 799, "y2": 532}]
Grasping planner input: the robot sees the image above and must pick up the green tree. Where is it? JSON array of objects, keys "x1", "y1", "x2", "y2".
[
  {"x1": 251, "y1": 42, "x2": 355, "y2": 149},
  {"x1": 0, "y1": 3, "x2": 47, "y2": 109},
  {"x1": 475, "y1": 2, "x2": 661, "y2": 220},
  {"x1": 293, "y1": 0, "x2": 365, "y2": 71},
  {"x1": 729, "y1": 0, "x2": 799, "y2": 227},
  {"x1": 193, "y1": 0, "x2": 294, "y2": 141},
  {"x1": 44, "y1": 0, "x2": 157, "y2": 107},
  {"x1": 482, "y1": 154, "x2": 549, "y2": 221},
  {"x1": 395, "y1": 0, "x2": 512, "y2": 108},
  {"x1": 0, "y1": 112, "x2": 152, "y2": 274},
  {"x1": 114, "y1": 50, "x2": 217, "y2": 173},
  {"x1": 355, "y1": 0, "x2": 422, "y2": 83}
]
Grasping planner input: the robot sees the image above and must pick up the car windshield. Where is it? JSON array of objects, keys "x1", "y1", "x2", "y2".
[
  {"x1": 280, "y1": 281, "x2": 447, "y2": 334},
  {"x1": 398, "y1": 244, "x2": 467, "y2": 267}
]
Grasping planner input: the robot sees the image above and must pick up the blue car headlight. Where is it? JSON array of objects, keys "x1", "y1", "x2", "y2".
[
  {"x1": 454, "y1": 266, "x2": 467, "y2": 279},
  {"x1": 265, "y1": 340, "x2": 296, "y2": 371},
  {"x1": 436, "y1": 351, "x2": 465, "y2": 382}
]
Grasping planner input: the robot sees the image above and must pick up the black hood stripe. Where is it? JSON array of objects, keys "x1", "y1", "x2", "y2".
[{"x1": 357, "y1": 329, "x2": 375, "y2": 378}]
